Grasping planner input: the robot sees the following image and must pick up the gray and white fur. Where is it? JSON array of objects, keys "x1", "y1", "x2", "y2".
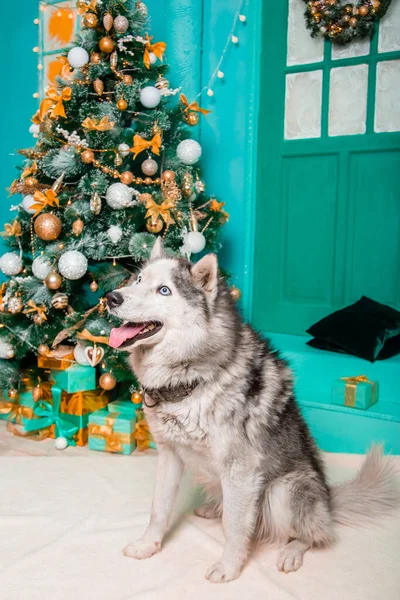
[{"x1": 107, "y1": 238, "x2": 399, "y2": 583}]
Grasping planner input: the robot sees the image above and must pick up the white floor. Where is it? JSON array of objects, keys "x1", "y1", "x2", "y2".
[{"x1": 1, "y1": 424, "x2": 399, "y2": 600}]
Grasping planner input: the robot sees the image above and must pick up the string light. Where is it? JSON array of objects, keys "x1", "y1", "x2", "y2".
[
  {"x1": 38, "y1": 64, "x2": 43, "y2": 71},
  {"x1": 33, "y1": 46, "x2": 39, "y2": 52},
  {"x1": 197, "y1": 0, "x2": 247, "y2": 100},
  {"x1": 34, "y1": 18, "x2": 39, "y2": 25},
  {"x1": 33, "y1": 92, "x2": 39, "y2": 98}
]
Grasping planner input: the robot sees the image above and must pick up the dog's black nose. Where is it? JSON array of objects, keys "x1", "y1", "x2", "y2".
[{"x1": 106, "y1": 291, "x2": 124, "y2": 308}]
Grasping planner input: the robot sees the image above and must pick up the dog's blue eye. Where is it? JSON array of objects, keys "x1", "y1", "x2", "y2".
[{"x1": 158, "y1": 286, "x2": 171, "y2": 296}]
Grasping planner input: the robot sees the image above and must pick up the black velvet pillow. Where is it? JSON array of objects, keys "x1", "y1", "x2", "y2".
[{"x1": 306, "y1": 296, "x2": 400, "y2": 362}]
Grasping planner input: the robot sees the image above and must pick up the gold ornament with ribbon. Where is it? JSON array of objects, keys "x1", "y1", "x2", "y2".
[
  {"x1": 81, "y1": 116, "x2": 115, "y2": 131},
  {"x1": 31, "y1": 189, "x2": 60, "y2": 216},
  {"x1": 2, "y1": 220, "x2": 22, "y2": 238},
  {"x1": 145, "y1": 197, "x2": 175, "y2": 233},
  {"x1": 131, "y1": 133, "x2": 162, "y2": 159},
  {"x1": 39, "y1": 87, "x2": 72, "y2": 121},
  {"x1": 143, "y1": 34, "x2": 166, "y2": 69},
  {"x1": 23, "y1": 300, "x2": 47, "y2": 323}
]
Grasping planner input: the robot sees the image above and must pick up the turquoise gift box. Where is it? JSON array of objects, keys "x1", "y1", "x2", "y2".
[
  {"x1": 51, "y1": 364, "x2": 96, "y2": 393},
  {"x1": 0, "y1": 390, "x2": 36, "y2": 423},
  {"x1": 107, "y1": 400, "x2": 138, "y2": 416},
  {"x1": 331, "y1": 375, "x2": 379, "y2": 410},
  {"x1": 88, "y1": 409, "x2": 137, "y2": 455}
]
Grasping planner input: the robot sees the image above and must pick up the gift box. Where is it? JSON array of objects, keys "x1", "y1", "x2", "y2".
[
  {"x1": 51, "y1": 364, "x2": 96, "y2": 393},
  {"x1": 38, "y1": 345, "x2": 75, "y2": 371},
  {"x1": 88, "y1": 409, "x2": 136, "y2": 455},
  {"x1": 107, "y1": 399, "x2": 138, "y2": 416},
  {"x1": 331, "y1": 375, "x2": 379, "y2": 410},
  {"x1": 0, "y1": 390, "x2": 35, "y2": 423},
  {"x1": 134, "y1": 409, "x2": 156, "y2": 451}
]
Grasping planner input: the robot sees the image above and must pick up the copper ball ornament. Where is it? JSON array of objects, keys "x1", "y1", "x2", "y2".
[
  {"x1": 131, "y1": 390, "x2": 143, "y2": 404},
  {"x1": 89, "y1": 280, "x2": 98, "y2": 292},
  {"x1": 143, "y1": 177, "x2": 153, "y2": 185},
  {"x1": 83, "y1": 12, "x2": 98, "y2": 28},
  {"x1": 34, "y1": 213, "x2": 62, "y2": 241},
  {"x1": 120, "y1": 171, "x2": 134, "y2": 185},
  {"x1": 117, "y1": 98, "x2": 128, "y2": 111},
  {"x1": 99, "y1": 372, "x2": 117, "y2": 390},
  {"x1": 8, "y1": 388, "x2": 18, "y2": 400},
  {"x1": 185, "y1": 112, "x2": 199, "y2": 127},
  {"x1": 113, "y1": 15, "x2": 129, "y2": 33},
  {"x1": 81, "y1": 149, "x2": 94, "y2": 164},
  {"x1": 99, "y1": 36, "x2": 115, "y2": 53},
  {"x1": 25, "y1": 176, "x2": 39, "y2": 189},
  {"x1": 146, "y1": 218, "x2": 163, "y2": 233},
  {"x1": 349, "y1": 16, "x2": 358, "y2": 27},
  {"x1": 161, "y1": 170, "x2": 175, "y2": 182},
  {"x1": 45, "y1": 271, "x2": 62, "y2": 290},
  {"x1": 90, "y1": 52, "x2": 101, "y2": 64},
  {"x1": 38, "y1": 344, "x2": 50, "y2": 356},
  {"x1": 123, "y1": 74, "x2": 133, "y2": 85}
]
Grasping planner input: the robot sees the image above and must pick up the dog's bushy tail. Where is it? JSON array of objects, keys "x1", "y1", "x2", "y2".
[{"x1": 331, "y1": 445, "x2": 400, "y2": 527}]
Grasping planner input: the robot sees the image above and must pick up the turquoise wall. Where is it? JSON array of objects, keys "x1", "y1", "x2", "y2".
[{"x1": 1, "y1": 0, "x2": 257, "y2": 309}]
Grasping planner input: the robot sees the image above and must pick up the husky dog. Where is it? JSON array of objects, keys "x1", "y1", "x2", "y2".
[{"x1": 107, "y1": 239, "x2": 399, "y2": 583}]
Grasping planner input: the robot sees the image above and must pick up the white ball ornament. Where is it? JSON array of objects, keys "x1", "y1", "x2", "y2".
[
  {"x1": 140, "y1": 86, "x2": 161, "y2": 109},
  {"x1": 32, "y1": 256, "x2": 52, "y2": 280},
  {"x1": 176, "y1": 139, "x2": 202, "y2": 165},
  {"x1": 107, "y1": 225, "x2": 123, "y2": 244},
  {"x1": 0, "y1": 340, "x2": 14, "y2": 359},
  {"x1": 118, "y1": 143, "x2": 130, "y2": 158},
  {"x1": 141, "y1": 158, "x2": 158, "y2": 176},
  {"x1": 58, "y1": 250, "x2": 88, "y2": 280},
  {"x1": 67, "y1": 47, "x2": 89, "y2": 69},
  {"x1": 106, "y1": 182, "x2": 136, "y2": 210},
  {"x1": 55, "y1": 437, "x2": 68, "y2": 450},
  {"x1": 73, "y1": 343, "x2": 90, "y2": 366},
  {"x1": 21, "y1": 194, "x2": 36, "y2": 215},
  {"x1": 114, "y1": 15, "x2": 129, "y2": 32},
  {"x1": 29, "y1": 123, "x2": 40, "y2": 137},
  {"x1": 0, "y1": 252, "x2": 23, "y2": 276},
  {"x1": 186, "y1": 231, "x2": 206, "y2": 254}
]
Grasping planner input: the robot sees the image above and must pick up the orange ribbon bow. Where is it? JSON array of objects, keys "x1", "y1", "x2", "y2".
[
  {"x1": 0, "y1": 402, "x2": 34, "y2": 425},
  {"x1": 180, "y1": 94, "x2": 211, "y2": 116},
  {"x1": 57, "y1": 56, "x2": 74, "y2": 80},
  {"x1": 131, "y1": 133, "x2": 162, "y2": 159},
  {"x1": 23, "y1": 300, "x2": 47, "y2": 322},
  {"x1": 145, "y1": 197, "x2": 175, "y2": 227},
  {"x1": 31, "y1": 112, "x2": 41, "y2": 125},
  {"x1": 31, "y1": 189, "x2": 60, "y2": 216},
  {"x1": 81, "y1": 116, "x2": 115, "y2": 131},
  {"x1": 39, "y1": 87, "x2": 72, "y2": 121},
  {"x1": 77, "y1": 0, "x2": 97, "y2": 14},
  {"x1": 143, "y1": 34, "x2": 166, "y2": 70},
  {"x1": 2, "y1": 221, "x2": 22, "y2": 237},
  {"x1": 77, "y1": 328, "x2": 109, "y2": 345}
]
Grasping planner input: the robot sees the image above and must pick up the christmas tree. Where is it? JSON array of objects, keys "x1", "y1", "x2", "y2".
[{"x1": 0, "y1": 0, "x2": 228, "y2": 400}]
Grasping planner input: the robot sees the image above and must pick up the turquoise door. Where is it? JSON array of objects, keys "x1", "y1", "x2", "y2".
[{"x1": 252, "y1": 1, "x2": 400, "y2": 335}]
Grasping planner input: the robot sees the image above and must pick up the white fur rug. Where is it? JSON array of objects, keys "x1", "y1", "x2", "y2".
[{"x1": 0, "y1": 429, "x2": 399, "y2": 599}]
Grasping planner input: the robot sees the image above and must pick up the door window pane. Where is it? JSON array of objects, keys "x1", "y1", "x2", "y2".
[
  {"x1": 375, "y1": 60, "x2": 400, "y2": 132},
  {"x1": 285, "y1": 71, "x2": 323, "y2": 139},
  {"x1": 331, "y1": 38, "x2": 370, "y2": 60},
  {"x1": 329, "y1": 65, "x2": 368, "y2": 136},
  {"x1": 287, "y1": 0, "x2": 324, "y2": 66},
  {"x1": 378, "y1": 1, "x2": 400, "y2": 53}
]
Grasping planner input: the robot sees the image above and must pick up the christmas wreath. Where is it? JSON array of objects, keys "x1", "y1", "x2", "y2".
[{"x1": 303, "y1": 0, "x2": 392, "y2": 44}]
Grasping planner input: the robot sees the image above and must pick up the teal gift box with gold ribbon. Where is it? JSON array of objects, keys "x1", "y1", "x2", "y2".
[
  {"x1": 331, "y1": 375, "x2": 379, "y2": 410},
  {"x1": 88, "y1": 409, "x2": 137, "y2": 455},
  {"x1": 0, "y1": 390, "x2": 35, "y2": 423},
  {"x1": 51, "y1": 364, "x2": 96, "y2": 393}
]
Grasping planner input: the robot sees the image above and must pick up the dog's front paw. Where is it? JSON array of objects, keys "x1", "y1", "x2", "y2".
[
  {"x1": 277, "y1": 546, "x2": 304, "y2": 573},
  {"x1": 123, "y1": 539, "x2": 161, "y2": 560},
  {"x1": 205, "y1": 561, "x2": 241, "y2": 584}
]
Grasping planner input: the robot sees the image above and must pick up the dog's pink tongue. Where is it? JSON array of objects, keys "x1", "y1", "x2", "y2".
[{"x1": 109, "y1": 323, "x2": 146, "y2": 348}]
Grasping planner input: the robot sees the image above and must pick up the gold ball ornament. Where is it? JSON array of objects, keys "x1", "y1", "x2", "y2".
[
  {"x1": 343, "y1": 14, "x2": 350, "y2": 22},
  {"x1": 25, "y1": 176, "x2": 39, "y2": 189},
  {"x1": 45, "y1": 271, "x2": 63, "y2": 290},
  {"x1": 91, "y1": 52, "x2": 101, "y2": 64},
  {"x1": 34, "y1": 213, "x2": 62, "y2": 241},
  {"x1": 89, "y1": 280, "x2": 98, "y2": 292},
  {"x1": 33, "y1": 313, "x2": 46, "y2": 325},
  {"x1": 344, "y1": 4, "x2": 353, "y2": 13},
  {"x1": 72, "y1": 218, "x2": 84, "y2": 236},
  {"x1": 117, "y1": 98, "x2": 128, "y2": 111},
  {"x1": 32, "y1": 385, "x2": 42, "y2": 402},
  {"x1": 349, "y1": 16, "x2": 358, "y2": 27},
  {"x1": 99, "y1": 372, "x2": 117, "y2": 391},
  {"x1": 38, "y1": 343, "x2": 50, "y2": 356},
  {"x1": 51, "y1": 292, "x2": 69, "y2": 310},
  {"x1": 230, "y1": 286, "x2": 241, "y2": 301},
  {"x1": 146, "y1": 218, "x2": 163, "y2": 233},
  {"x1": 131, "y1": 390, "x2": 143, "y2": 404},
  {"x1": 152, "y1": 122, "x2": 162, "y2": 136},
  {"x1": 83, "y1": 12, "x2": 98, "y2": 28},
  {"x1": 7, "y1": 388, "x2": 18, "y2": 400},
  {"x1": 123, "y1": 74, "x2": 133, "y2": 85},
  {"x1": 120, "y1": 171, "x2": 134, "y2": 185},
  {"x1": 161, "y1": 170, "x2": 175, "y2": 182},
  {"x1": 99, "y1": 36, "x2": 115, "y2": 54},
  {"x1": 81, "y1": 149, "x2": 94, "y2": 164},
  {"x1": 185, "y1": 112, "x2": 199, "y2": 127}
]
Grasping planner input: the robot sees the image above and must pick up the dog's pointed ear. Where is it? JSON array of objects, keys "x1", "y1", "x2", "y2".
[
  {"x1": 191, "y1": 254, "x2": 218, "y2": 294},
  {"x1": 150, "y1": 237, "x2": 165, "y2": 260}
]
